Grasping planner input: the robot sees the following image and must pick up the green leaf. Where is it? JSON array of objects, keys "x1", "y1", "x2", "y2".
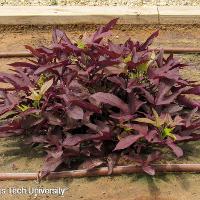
[
  {"x1": 77, "y1": 40, "x2": 85, "y2": 49},
  {"x1": 33, "y1": 100, "x2": 40, "y2": 108},
  {"x1": 119, "y1": 124, "x2": 133, "y2": 132},
  {"x1": 40, "y1": 79, "x2": 53, "y2": 95},
  {"x1": 69, "y1": 56, "x2": 78, "y2": 64},
  {"x1": 28, "y1": 89, "x2": 42, "y2": 101},
  {"x1": 27, "y1": 79, "x2": 53, "y2": 108},
  {"x1": 150, "y1": 51, "x2": 156, "y2": 60},
  {"x1": 37, "y1": 74, "x2": 46, "y2": 87},
  {"x1": 134, "y1": 108, "x2": 165, "y2": 128},
  {"x1": 162, "y1": 127, "x2": 176, "y2": 141},
  {"x1": 152, "y1": 108, "x2": 165, "y2": 128},
  {"x1": 123, "y1": 54, "x2": 132, "y2": 63},
  {"x1": 128, "y1": 72, "x2": 137, "y2": 79},
  {"x1": 135, "y1": 52, "x2": 156, "y2": 75},
  {"x1": 152, "y1": 108, "x2": 161, "y2": 127},
  {"x1": 134, "y1": 117, "x2": 156, "y2": 126},
  {"x1": 17, "y1": 104, "x2": 30, "y2": 112},
  {"x1": 137, "y1": 62, "x2": 149, "y2": 73}
]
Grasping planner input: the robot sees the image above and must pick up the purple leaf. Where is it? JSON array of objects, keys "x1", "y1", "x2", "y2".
[
  {"x1": 110, "y1": 114, "x2": 135, "y2": 122},
  {"x1": 139, "y1": 88, "x2": 155, "y2": 104},
  {"x1": 114, "y1": 134, "x2": 143, "y2": 151},
  {"x1": 146, "y1": 151, "x2": 161, "y2": 164},
  {"x1": 155, "y1": 79, "x2": 185, "y2": 105},
  {"x1": 0, "y1": 71, "x2": 32, "y2": 91},
  {"x1": 72, "y1": 100, "x2": 101, "y2": 113},
  {"x1": 140, "y1": 30, "x2": 159, "y2": 50},
  {"x1": 128, "y1": 92, "x2": 145, "y2": 114},
  {"x1": 107, "y1": 153, "x2": 118, "y2": 175},
  {"x1": 52, "y1": 28, "x2": 72, "y2": 45},
  {"x1": 34, "y1": 60, "x2": 69, "y2": 75},
  {"x1": 178, "y1": 95, "x2": 200, "y2": 109},
  {"x1": 25, "y1": 135, "x2": 48, "y2": 144},
  {"x1": 0, "y1": 119, "x2": 22, "y2": 137},
  {"x1": 78, "y1": 158, "x2": 104, "y2": 170},
  {"x1": 25, "y1": 45, "x2": 44, "y2": 58},
  {"x1": 43, "y1": 112, "x2": 63, "y2": 126},
  {"x1": 63, "y1": 134, "x2": 100, "y2": 146},
  {"x1": 184, "y1": 86, "x2": 200, "y2": 95},
  {"x1": 67, "y1": 106, "x2": 84, "y2": 120},
  {"x1": 145, "y1": 130, "x2": 157, "y2": 142},
  {"x1": 107, "y1": 76, "x2": 126, "y2": 90},
  {"x1": 19, "y1": 108, "x2": 41, "y2": 118},
  {"x1": 173, "y1": 134, "x2": 192, "y2": 141},
  {"x1": 88, "y1": 18, "x2": 118, "y2": 44},
  {"x1": 130, "y1": 124, "x2": 148, "y2": 136},
  {"x1": 0, "y1": 92, "x2": 19, "y2": 115},
  {"x1": 90, "y1": 92, "x2": 128, "y2": 113},
  {"x1": 41, "y1": 154, "x2": 63, "y2": 177},
  {"x1": 166, "y1": 140, "x2": 183, "y2": 157},
  {"x1": 9, "y1": 62, "x2": 37, "y2": 69},
  {"x1": 142, "y1": 165, "x2": 155, "y2": 176}
]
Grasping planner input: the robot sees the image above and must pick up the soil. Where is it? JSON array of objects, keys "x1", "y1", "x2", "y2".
[
  {"x1": 0, "y1": 24, "x2": 200, "y2": 200},
  {"x1": 2, "y1": 24, "x2": 200, "y2": 51}
]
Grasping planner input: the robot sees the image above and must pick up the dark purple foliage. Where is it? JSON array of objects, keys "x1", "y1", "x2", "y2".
[{"x1": 1, "y1": 18, "x2": 200, "y2": 177}]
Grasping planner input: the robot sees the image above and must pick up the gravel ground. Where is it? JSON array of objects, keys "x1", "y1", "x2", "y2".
[{"x1": 0, "y1": 0, "x2": 200, "y2": 6}]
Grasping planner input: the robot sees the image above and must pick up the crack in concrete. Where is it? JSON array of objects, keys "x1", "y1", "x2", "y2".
[{"x1": 157, "y1": 6, "x2": 161, "y2": 24}]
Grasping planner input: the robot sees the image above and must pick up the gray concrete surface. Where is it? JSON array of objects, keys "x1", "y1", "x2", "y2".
[{"x1": 1, "y1": 0, "x2": 200, "y2": 6}]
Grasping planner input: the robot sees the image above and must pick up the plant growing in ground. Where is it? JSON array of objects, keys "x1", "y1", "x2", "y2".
[{"x1": 1, "y1": 18, "x2": 200, "y2": 177}]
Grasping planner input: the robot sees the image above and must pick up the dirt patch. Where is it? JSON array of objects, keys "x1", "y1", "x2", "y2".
[
  {"x1": 0, "y1": 173, "x2": 199, "y2": 200},
  {"x1": 2, "y1": 24, "x2": 200, "y2": 52},
  {"x1": 0, "y1": 24, "x2": 200, "y2": 200}
]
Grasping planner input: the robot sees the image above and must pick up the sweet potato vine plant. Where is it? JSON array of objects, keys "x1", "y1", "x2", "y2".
[{"x1": 1, "y1": 18, "x2": 200, "y2": 177}]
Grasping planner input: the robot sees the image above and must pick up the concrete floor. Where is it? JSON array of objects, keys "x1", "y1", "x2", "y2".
[{"x1": 1, "y1": 0, "x2": 200, "y2": 6}]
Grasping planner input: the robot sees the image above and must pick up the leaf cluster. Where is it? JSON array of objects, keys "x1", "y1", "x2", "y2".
[{"x1": 1, "y1": 18, "x2": 200, "y2": 176}]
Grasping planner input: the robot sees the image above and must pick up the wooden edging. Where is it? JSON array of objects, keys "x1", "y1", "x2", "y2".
[
  {"x1": 0, "y1": 164, "x2": 200, "y2": 181},
  {"x1": 0, "y1": 6, "x2": 200, "y2": 25},
  {"x1": 1, "y1": 47, "x2": 200, "y2": 59},
  {"x1": 0, "y1": 51, "x2": 31, "y2": 58}
]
